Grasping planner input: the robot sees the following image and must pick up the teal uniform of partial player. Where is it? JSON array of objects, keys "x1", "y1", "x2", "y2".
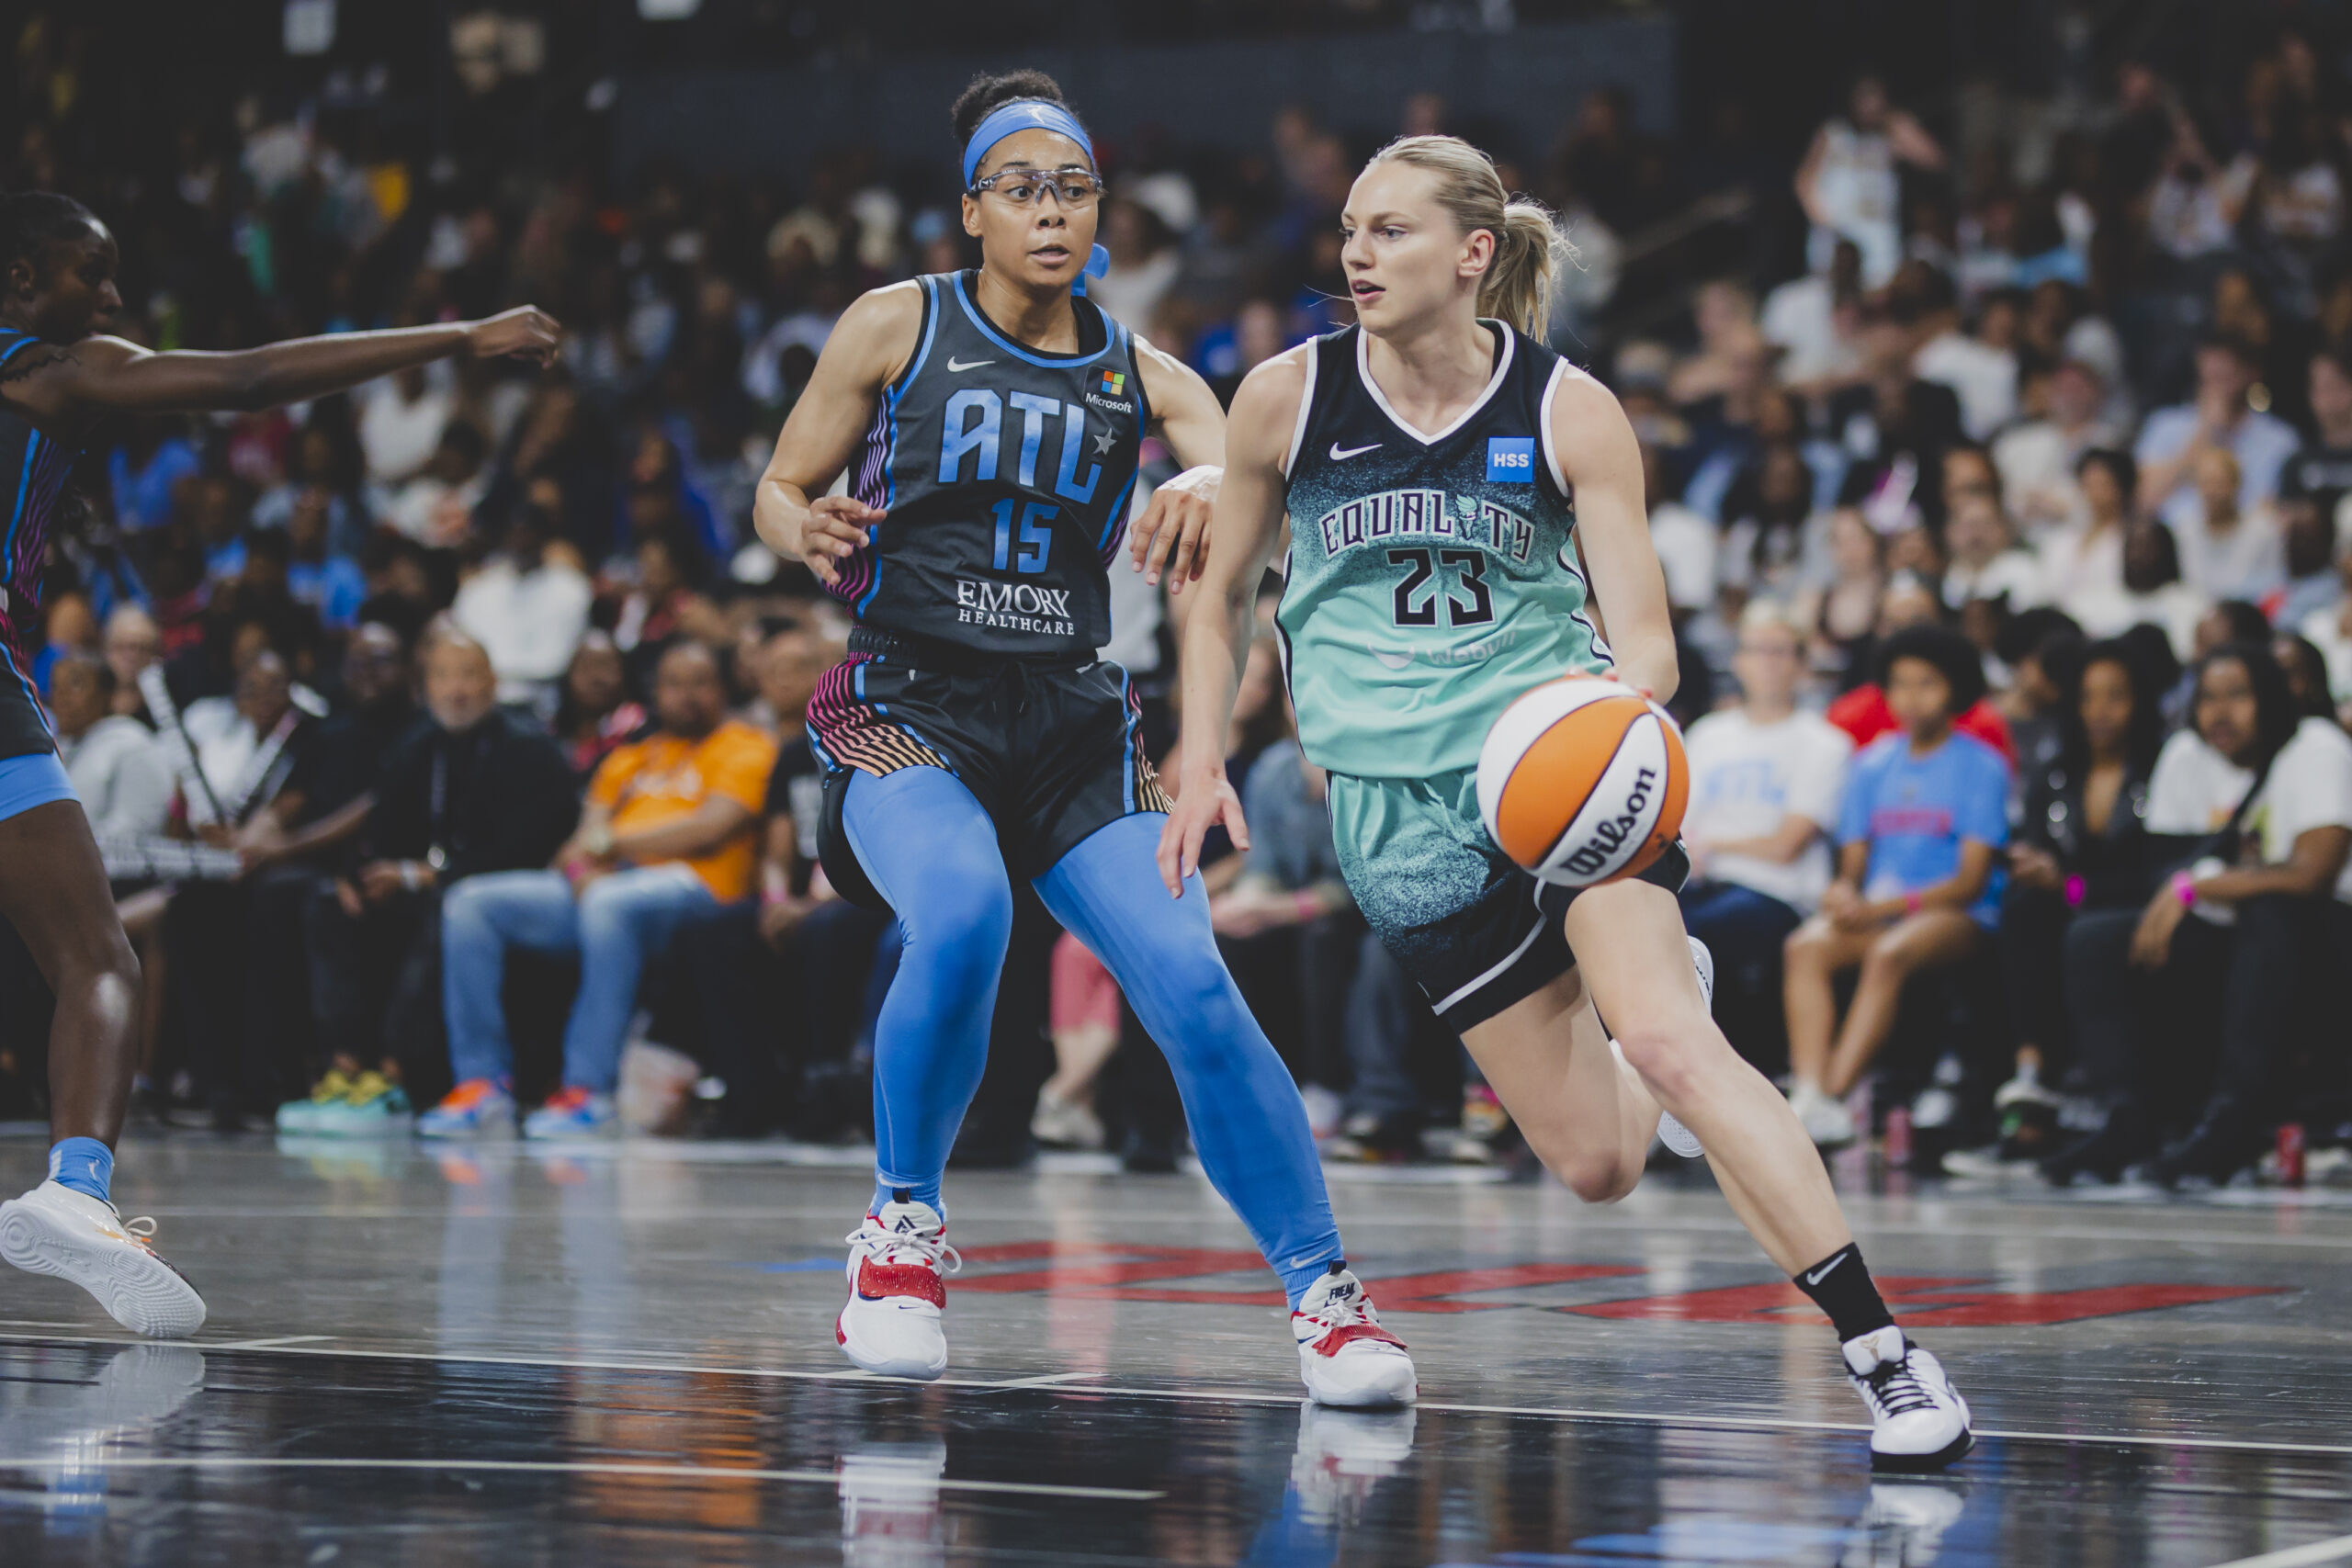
[{"x1": 1279, "y1": 320, "x2": 1682, "y2": 1029}]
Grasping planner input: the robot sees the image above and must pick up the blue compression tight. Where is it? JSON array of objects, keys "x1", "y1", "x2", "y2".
[{"x1": 841, "y1": 765, "x2": 1343, "y2": 1308}]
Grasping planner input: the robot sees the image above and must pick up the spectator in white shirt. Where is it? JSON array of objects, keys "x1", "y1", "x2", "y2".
[
  {"x1": 1642, "y1": 442, "x2": 1716, "y2": 615},
  {"x1": 2069, "y1": 521, "x2": 2207, "y2": 660},
  {"x1": 2041, "y1": 447, "x2": 2133, "y2": 612},
  {"x1": 357, "y1": 364, "x2": 455, "y2": 487},
  {"x1": 1942, "y1": 493, "x2": 2045, "y2": 610},
  {"x1": 2173, "y1": 446, "x2": 2287, "y2": 604},
  {"x1": 1992, "y1": 358, "x2": 2119, "y2": 533},
  {"x1": 47, "y1": 654, "x2": 172, "y2": 839},
  {"x1": 450, "y1": 478, "x2": 593, "y2": 712},
  {"x1": 1762, "y1": 238, "x2": 1867, "y2": 392},
  {"x1": 1679, "y1": 601, "x2": 1854, "y2": 1071},
  {"x1": 1910, "y1": 266, "x2": 2017, "y2": 442},
  {"x1": 2135, "y1": 334, "x2": 2301, "y2": 528}
]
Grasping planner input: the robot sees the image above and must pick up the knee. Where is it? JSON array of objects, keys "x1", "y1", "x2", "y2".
[
  {"x1": 1614, "y1": 1022, "x2": 1718, "y2": 1110},
  {"x1": 901, "y1": 877, "x2": 1013, "y2": 983},
  {"x1": 441, "y1": 875, "x2": 496, "y2": 928},
  {"x1": 1783, "y1": 920, "x2": 1833, "y2": 967},
  {"x1": 1860, "y1": 931, "x2": 1915, "y2": 977},
  {"x1": 1542, "y1": 1140, "x2": 1642, "y2": 1205}
]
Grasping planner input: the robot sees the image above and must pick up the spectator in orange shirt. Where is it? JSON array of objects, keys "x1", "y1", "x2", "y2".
[{"x1": 419, "y1": 642, "x2": 776, "y2": 1138}]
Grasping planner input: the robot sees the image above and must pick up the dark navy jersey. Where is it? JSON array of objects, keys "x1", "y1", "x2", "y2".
[
  {"x1": 828, "y1": 271, "x2": 1149, "y2": 659},
  {"x1": 0, "y1": 328, "x2": 74, "y2": 758}
]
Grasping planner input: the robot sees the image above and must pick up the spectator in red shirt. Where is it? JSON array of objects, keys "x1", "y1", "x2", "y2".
[{"x1": 1825, "y1": 576, "x2": 2015, "y2": 761}]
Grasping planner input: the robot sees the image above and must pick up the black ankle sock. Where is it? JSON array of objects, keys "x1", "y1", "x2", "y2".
[{"x1": 1792, "y1": 1243, "x2": 1895, "y2": 1343}]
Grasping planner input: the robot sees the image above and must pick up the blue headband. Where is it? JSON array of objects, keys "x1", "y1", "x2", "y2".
[{"x1": 962, "y1": 98, "x2": 1110, "y2": 294}]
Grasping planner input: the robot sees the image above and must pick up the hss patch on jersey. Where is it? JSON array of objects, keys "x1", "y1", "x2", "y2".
[
  {"x1": 831, "y1": 272, "x2": 1149, "y2": 658},
  {"x1": 1277, "y1": 322, "x2": 1612, "y2": 782}
]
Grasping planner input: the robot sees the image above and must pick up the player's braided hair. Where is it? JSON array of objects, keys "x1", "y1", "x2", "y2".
[
  {"x1": 1, "y1": 190, "x2": 98, "y2": 279},
  {"x1": 1366, "y1": 135, "x2": 1572, "y2": 341}
]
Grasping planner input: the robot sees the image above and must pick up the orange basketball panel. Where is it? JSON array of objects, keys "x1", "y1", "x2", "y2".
[{"x1": 1490, "y1": 695, "x2": 1650, "y2": 869}]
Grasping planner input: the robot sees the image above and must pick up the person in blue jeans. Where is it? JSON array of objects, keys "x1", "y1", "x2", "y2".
[
  {"x1": 1782, "y1": 624, "x2": 2010, "y2": 1146},
  {"x1": 420, "y1": 642, "x2": 775, "y2": 1139}
]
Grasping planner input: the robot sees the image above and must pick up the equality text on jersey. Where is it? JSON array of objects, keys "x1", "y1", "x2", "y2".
[{"x1": 1311, "y1": 489, "x2": 1537, "y2": 566}]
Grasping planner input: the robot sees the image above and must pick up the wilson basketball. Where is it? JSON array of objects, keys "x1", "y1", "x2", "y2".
[{"x1": 1475, "y1": 675, "x2": 1689, "y2": 888}]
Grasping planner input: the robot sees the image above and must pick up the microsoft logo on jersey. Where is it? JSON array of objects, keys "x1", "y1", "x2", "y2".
[
  {"x1": 1486, "y1": 437, "x2": 1535, "y2": 483},
  {"x1": 1098, "y1": 370, "x2": 1126, "y2": 396}
]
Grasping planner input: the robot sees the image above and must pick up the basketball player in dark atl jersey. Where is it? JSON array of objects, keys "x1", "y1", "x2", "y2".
[
  {"x1": 1165, "y1": 137, "x2": 1973, "y2": 1472},
  {"x1": 0, "y1": 190, "x2": 559, "y2": 1337},
  {"x1": 754, "y1": 71, "x2": 1415, "y2": 1405}
]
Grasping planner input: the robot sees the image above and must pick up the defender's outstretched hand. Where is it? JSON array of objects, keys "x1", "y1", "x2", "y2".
[
  {"x1": 1157, "y1": 769, "x2": 1250, "y2": 898},
  {"x1": 1129, "y1": 465, "x2": 1220, "y2": 592}
]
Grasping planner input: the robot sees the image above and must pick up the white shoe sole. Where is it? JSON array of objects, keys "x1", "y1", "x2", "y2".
[
  {"x1": 0, "y1": 1199, "x2": 207, "y2": 1339},
  {"x1": 837, "y1": 1310, "x2": 947, "y2": 1381},
  {"x1": 1301, "y1": 1351, "x2": 1418, "y2": 1409},
  {"x1": 1872, "y1": 1424, "x2": 1975, "y2": 1473}
]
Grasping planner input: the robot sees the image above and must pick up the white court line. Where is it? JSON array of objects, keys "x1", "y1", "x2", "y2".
[
  {"x1": 0, "y1": 1454, "x2": 1159, "y2": 1500},
  {"x1": 978, "y1": 1371, "x2": 1111, "y2": 1390},
  {"x1": 2205, "y1": 1535, "x2": 2352, "y2": 1568},
  {"x1": 202, "y1": 1335, "x2": 337, "y2": 1350},
  {"x1": 5, "y1": 1330, "x2": 2348, "y2": 1461}
]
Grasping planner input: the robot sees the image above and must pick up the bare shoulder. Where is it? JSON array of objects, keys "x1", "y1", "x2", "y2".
[
  {"x1": 820, "y1": 281, "x2": 926, "y2": 386},
  {"x1": 0, "y1": 333, "x2": 138, "y2": 425},
  {"x1": 1227, "y1": 345, "x2": 1313, "y2": 439},
  {"x1": 1544, "y1": 363, "x2": 1638, "y2": 470}
]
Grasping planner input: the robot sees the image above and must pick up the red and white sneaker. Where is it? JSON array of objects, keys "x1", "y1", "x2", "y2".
[
  {"x1": 1292, "y1": 1264, "x2": 1416, "y2": 1408},
  {"x1": 836, "y1": 1194, "x2": 959, "y2": 1381}
]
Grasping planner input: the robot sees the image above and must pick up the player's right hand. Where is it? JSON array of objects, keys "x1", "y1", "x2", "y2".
[
  {"x1": 1156, "y1": 770, "x2": 1250, "y2": 898},
  {"x1": 800, "y1": 495, "x2": 883, "y2": 587},
  {"x1": 465, "y1": 306, "x2": 562, "y2": 365}
]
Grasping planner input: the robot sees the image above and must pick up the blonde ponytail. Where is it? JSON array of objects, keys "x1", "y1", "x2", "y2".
[{"x1": 1365, "y1": 135, "x2": 1573, "y2": 339}]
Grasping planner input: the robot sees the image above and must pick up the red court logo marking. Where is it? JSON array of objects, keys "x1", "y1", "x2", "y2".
[{"x1": 945, "y1": 1246, "x2": 2289, "y2": 1325}]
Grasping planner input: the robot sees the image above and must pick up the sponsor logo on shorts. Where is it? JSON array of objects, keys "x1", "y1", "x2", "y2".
[
  {"x1": 1556, "y1": 765, "x2": 1657, "y2": 878},
  {"x1": 956, "y1": 577, "x2": 1077, "y2": 637}
]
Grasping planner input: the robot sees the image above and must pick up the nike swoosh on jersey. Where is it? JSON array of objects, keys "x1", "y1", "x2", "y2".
[
  {"x1": 947, "y1": 356, "x2": 995, "y2": 372},
  {"x1": 1329, "y1": 442, "x2": 1383, "y2": 460}
]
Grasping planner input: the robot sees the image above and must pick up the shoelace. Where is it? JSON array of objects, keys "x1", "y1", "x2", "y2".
[
  {"x1": 845, "y1": 1221, "x2": 963, "y2": 1277},
  {"x1": 1863, "y1": 1353, "x2": 1938, "y2": 1418},
  {"x1": 119, "y1": 1213, "x2": 162, "y2": 1254}
]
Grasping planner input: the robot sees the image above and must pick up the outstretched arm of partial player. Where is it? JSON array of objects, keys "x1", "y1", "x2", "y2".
[
  {"x1": 752, "y1": 283, "x2": 922, "y2": 588},
  {"x1": 0, "y1": 309, "x2": 559, "y2": 424},
  {"x1": 1155, "y1": 351, "x2": 1304, "y2": 898},
  {"x1": 1127, "y1": 334, "x2": 1227, "y2": 592},
  {"x1": 1549, "y1": 370, "x2": 1679, "y2": 704}
]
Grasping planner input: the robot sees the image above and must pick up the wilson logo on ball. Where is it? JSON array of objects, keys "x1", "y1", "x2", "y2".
[{"x1": 1475, "y1": 675, "x2": 1688, "y2": 889}]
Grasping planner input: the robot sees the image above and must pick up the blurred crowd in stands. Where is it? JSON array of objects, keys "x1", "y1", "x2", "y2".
[{"x1": 4, "y1": 5, "x2": 2351, "y2": 1188}]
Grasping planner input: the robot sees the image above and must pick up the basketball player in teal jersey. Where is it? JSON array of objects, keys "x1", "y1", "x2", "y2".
[
  {"x1": 755, "y1": 71, "x2": 1414, "y2": 1405},
  {"x1": 0, "y1": 189, "x2": 560, "y2": 1337},
  {"x1": 1161, "y1": 136, "x2": 1972, "y2": 1472}
]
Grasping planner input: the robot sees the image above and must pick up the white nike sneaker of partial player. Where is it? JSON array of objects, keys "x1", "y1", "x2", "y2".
[
  {"x1": 0, "y1": 1180, "x2": 208, "y2": 1338},
  {"x1": 1292, "y1": 1264, "x2": 1417, "y2": 1408},
  {"x1": 1844, "y1": 1325, "x2": 1973, "y2": 1472},
  {"x1": 837, "y1": 1194, "x2": 959, "y2": 1381}
]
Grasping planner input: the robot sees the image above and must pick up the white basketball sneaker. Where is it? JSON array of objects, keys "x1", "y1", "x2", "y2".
[
  {"x1": 1843, "y1": 1325, "x2": 1973, "y2": 1472},
  {"x1": 0, "y1": 1180, "x2": 208, "y2": 1338},
  {"x1": 837, "y1": 1193, "x2": 959, "y2": 1381},
  {"x1": 1292, "y1": 1264, "x2": 1417, "y2": 1408}
]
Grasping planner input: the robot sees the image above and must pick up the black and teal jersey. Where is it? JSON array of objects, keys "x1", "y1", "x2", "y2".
[
  {"x1": 828, "y1": 270, "x2": 1149, "y2": 659},
  {"x1": 0, "y1": 328, "x2": 75, "y2": 758},
  {"x1": 1277, "y1": 321, "x2": 1612, "y2": 781}
]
